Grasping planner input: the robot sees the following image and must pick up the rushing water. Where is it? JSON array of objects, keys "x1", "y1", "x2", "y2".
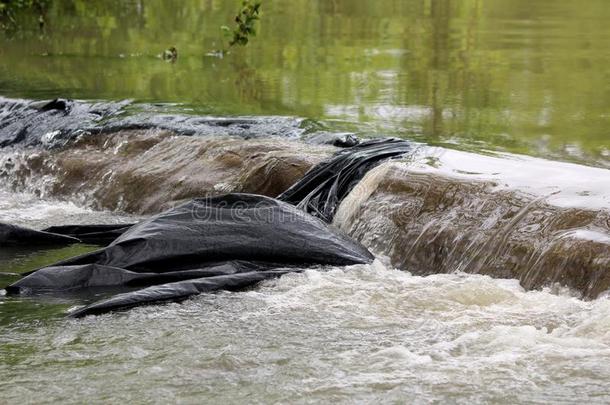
[
  {"x1": 1, "y1": 193, "x2": 610, "y2": 403},
  {"x1": 0, "y1": 0, "x2": 609, "y2": 167}
]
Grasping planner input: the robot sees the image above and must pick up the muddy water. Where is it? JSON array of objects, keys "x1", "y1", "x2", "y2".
[{"x1": 1, "y1": 193, "x2": 610, "y2": 403}]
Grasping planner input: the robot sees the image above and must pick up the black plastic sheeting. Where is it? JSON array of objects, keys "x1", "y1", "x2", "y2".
[
  {"x1": 50, "y1": 194, "x2": 373, "y2": 271},
  {"x1": 2, "y1": 137, "x2": 413, "y2": 317},
  {"x1": 6, "y1": 194, "x2": 374, "y2": 317},
  {"x1": 303, "y1": 131, "x2": 360, "y2": 147},
  {"x1": 279, "y1": 138, "x2": 412, "y2": 222},
  {"x1": 0, "y1": 223, "x2": 136, "y2": 247},
  {"x1": 41, "y1": 224, "x2": 136, "y2": 245},
  {"x1": 7, "y1": 262, "x2": 268, "y2": 292},
  {"x1": 0, "y1": 223, "x2": 81, "y2": 246},
  {"x1": 70, "y1": 269, "x2": 295, "y2": 317}
]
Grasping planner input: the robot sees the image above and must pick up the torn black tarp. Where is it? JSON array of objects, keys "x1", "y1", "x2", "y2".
[
  {"x1": 6, "y1": 194, "x2": 373, "y2": 316},
  {"x1": 278, "y1": 138, "x2": 412, "y2": 222},
  {"x1": 50, "y1": 194, "x2": 374, "y2": 271},
  {"x1": 0, "y1": 222, "x2": 134, "y2": 247}
]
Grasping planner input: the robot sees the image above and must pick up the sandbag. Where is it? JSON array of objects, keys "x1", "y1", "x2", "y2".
[
  {"x1": 0, "y1": 97, "x2": 305, "y2": 148},
  {"x1": 278, "y1": 138, "x2": 412, "y2": 222},
  {"x1": 0, "y1": 98, "x2": 127, "y2": 147}
]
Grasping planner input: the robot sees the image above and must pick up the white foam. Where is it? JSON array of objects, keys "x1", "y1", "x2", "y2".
[{"x1": 0, "y1": 188, "x2": 138, "y2": 228}]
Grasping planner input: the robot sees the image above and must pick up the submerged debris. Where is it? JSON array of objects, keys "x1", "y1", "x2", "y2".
[{"x1": 162, "y1": 46, "x2": 178, "y2": 62}]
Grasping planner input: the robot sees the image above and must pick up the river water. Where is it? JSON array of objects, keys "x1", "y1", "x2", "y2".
[
  {"x1": 1, "y1": 0, "x2": 609, "y2": 167},
  {"x1": 2, "y1": 192, "x2": 610, "y2": 403},
  {"x1": 2, "y1": 0, "x2": 610, "y2": 403}
]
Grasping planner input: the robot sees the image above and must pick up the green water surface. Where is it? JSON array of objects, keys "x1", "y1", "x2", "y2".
[
  {"x1": 1, "y1": 0, "x2": 609, "y2": 166},
  {"x1": 0, "y1": 244, "x2": 100, "y2": 323}
]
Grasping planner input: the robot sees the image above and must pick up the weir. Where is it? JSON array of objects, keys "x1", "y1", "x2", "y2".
[
  {"x1": 3, "y1": 136, "x2": 409, "y2": 315},
  {"x1": 333, "y1": 148, "x2": 610, "y2": 298},
  {"x1": 1, "y1": 98, "x2": 609, "y2": 305},
  {"x1": 0, "y1": 129, "x2": 334, "y2": 213}
]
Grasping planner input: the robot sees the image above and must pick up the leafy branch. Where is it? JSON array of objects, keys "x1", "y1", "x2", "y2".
[{"x1": 216, "y1": 0, "x2": 261, "y2": 54}]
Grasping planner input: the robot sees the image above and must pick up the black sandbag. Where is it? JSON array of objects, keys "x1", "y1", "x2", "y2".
[
  {"x1": 68, "y1": 269, "x2": 296, "y2": 318},
  {"x1": 45, "y1": 193, "x2": 374, "y2": 272},
  {"x1": 6, "y1": 261, "x2": 269, "y2": 294},
  {"x1": 0, "y1": 222, "x2": 81, "y2": 246},
  {"x1": 278, "y1": 138, "x2": 412, "y2": 222},
  {"x1": 41, "y1": 224, "x2": 136, "y2": 245}
]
